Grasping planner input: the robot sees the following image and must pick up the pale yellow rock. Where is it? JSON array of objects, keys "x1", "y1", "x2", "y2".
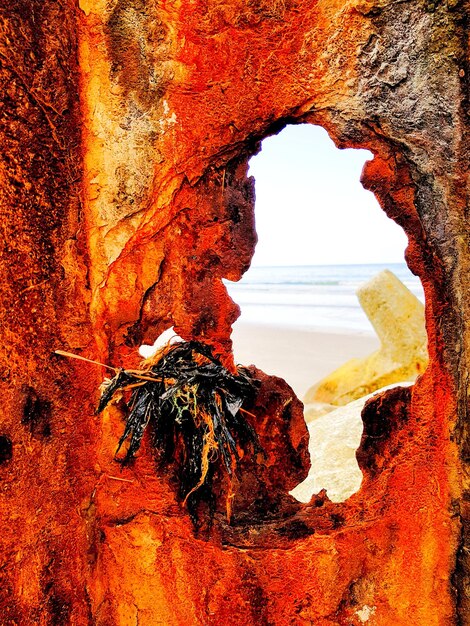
[
  {"x1": 292, "y1": 396, "x2": 365, "y2": 503},
  {"x1": 304, "y1": 270, "x2": 427, "y2": 406},
  {"x1": 303, "y1": 402, "x2": 336, "y2": 424},
  {"x1": 293, "y1": 383, "x2": 412, "y2": 503}
]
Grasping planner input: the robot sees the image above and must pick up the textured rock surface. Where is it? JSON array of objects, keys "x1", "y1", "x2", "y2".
[
  {"x1": 293, "y1": 396, "x2": 366, "y2": 503},
  {"x1": 293, "y1": 383, "x2": 412, "y2": 504},
  {"x1": 0, "y1": 0, "x2": 469, "y2": 624},
  {"x1": 305, "y1": 269, "x2": 428, "y2": 406}
]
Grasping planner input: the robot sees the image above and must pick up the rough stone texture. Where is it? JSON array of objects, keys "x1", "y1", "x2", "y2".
[
  {"x1": 304, "y1": 269, "x2": 428, "y2": 406},
  {"x1": 293, "y1": 396, "x2": 366, "y2": 504},
  {"x1": 0, "y1": 0, "x2": 469, "y2": 624},
  {"x1": 0, "y1": 2, "x2": 97, "y2": 624},
  {"x1": 293, "y1": 383, "x2": 413, "y2": 504}
]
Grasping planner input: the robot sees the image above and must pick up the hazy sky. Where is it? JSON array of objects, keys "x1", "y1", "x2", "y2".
[{"x1": 248, "y1": 124, "x2": 408, "y2": 267}]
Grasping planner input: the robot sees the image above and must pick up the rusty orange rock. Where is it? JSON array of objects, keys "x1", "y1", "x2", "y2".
[{"x1": 0, "y1": 0, "x2": 468, "y2": 624}]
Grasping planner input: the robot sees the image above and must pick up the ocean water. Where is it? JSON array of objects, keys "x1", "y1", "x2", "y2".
[{"x1": 224, "y1": 263, "x2": 424, "y2": 334}]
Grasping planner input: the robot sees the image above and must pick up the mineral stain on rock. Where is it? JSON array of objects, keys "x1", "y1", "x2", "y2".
[
  {"x1": 106, "y1": 0, "x2": 168, "y2": 107},
  {"x1": 22, "y1": 386, "x2": 52, "y2": 439}
]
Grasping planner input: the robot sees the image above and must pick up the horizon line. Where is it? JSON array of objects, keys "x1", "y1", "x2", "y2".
[{"x1": 248, "y1": 260, "x2": 407, "y2": 269}]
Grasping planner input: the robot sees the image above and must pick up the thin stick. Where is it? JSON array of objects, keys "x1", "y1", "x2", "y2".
[
  {"x1": 123, "y1": 372, "x2": 161, "y2": 382},
  {"x1": 239, "y1": 407, "x2": 256, "y2": 419},
  {"x1": 121, "y1": 382, "x2": 147, "y2": 391},
  {"x1": 124, "y1": 371, "x2": 177, "y2": 385},
  {"x1": 54, "y1": 350, "x2": 117, "y2": 373},
  {"x1": 105, "y1": 475, "x2": 134, "y2": 484}
]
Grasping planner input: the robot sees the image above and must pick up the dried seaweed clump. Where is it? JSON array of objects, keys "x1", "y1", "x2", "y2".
[{"x1": 98, "y1": 341, "x2": 261, "y2": 511}]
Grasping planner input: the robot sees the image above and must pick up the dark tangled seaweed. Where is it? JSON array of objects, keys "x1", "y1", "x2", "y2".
[{"x1": 98, "y1": 341, "x2": 261, "y2": 507}]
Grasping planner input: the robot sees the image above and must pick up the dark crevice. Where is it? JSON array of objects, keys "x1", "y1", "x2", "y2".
[
  {"x1": 0, "y1": 435, "x2": 13, "y2": 465},
  {"x1": 22, "y1": 386, "x2": 52, "y2": 439}
]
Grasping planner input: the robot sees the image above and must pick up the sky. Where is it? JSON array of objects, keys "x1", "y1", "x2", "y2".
[{"x1": 247, "y1": 124, "x2": 408, "y2": 267}]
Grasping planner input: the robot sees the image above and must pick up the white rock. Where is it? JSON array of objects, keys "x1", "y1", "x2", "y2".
[{"x1": 291, "y1": 383, "x2": 412, "y2": 503}]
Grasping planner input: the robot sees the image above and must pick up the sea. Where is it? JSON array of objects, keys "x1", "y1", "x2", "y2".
[{"x1": 224, "y1": 262, "x2": 424, "y2": 335}]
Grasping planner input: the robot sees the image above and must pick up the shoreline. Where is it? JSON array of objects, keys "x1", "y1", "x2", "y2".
[{"x1": 231, "y1": 321, "x2": 380, "y2": 400}]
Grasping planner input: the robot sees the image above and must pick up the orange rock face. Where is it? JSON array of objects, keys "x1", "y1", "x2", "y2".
[{"x1": 0, "y1": 0, "x2": 469, "y2": 624}]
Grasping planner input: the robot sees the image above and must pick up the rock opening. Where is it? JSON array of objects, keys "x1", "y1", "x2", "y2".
[{"x1": 227, "y1": 123, "x2": 427, "y2": 503}]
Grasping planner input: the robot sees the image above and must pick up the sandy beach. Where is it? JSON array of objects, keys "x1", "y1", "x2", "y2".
[{"x1": 231, "y1": 321, "x2": 380, "y2": 399}]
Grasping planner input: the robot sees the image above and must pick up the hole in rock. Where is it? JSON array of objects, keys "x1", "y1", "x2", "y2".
[{"x1": 224, "y1": 124, "x2": 426, "y2": 503}]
